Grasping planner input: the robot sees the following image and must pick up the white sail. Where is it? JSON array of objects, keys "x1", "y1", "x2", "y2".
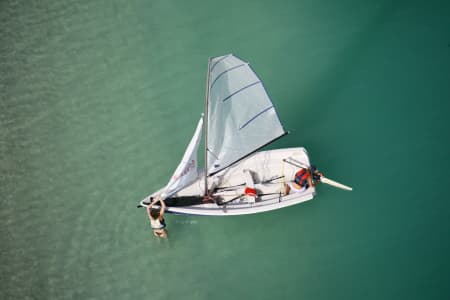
[
  {"x1": 206, "y1": 54, "x2": 286, "y2": 175},
  {"x1": 161, "y1": 116, "x2": 203, "y2": 199}
]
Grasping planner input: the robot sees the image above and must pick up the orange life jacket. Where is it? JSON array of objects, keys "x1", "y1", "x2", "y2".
[{"x1": 294, "y1": 169, "x2": 310, "y2": 187}]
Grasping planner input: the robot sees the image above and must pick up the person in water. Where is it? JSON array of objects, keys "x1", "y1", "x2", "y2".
[
  {"x1": 285, "y1": 165, "x2": 324, "y2": 195},
  {"x1": 146, "y1": 195, "x2": 168, "y2": 238}
]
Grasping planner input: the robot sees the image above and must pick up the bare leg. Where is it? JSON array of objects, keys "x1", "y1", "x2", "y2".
[
  {"x1": 307, "y1": 176, "x2": 314, "y2": 188},
  {"x1": 284, "y1": 183, "x2": 291, "y2": 195},
  {"x1": 153, "y1": 229, "x2": 168, "y2": 239}
]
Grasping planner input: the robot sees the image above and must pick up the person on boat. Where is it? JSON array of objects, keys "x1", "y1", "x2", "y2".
[
  {"x1": 146, "y1": 195, "x2": 168, "y2": 238},
  {"x1": 309, "y1": 165, "x2": 324, "y2": 184},
  {"x1": 285, "y1": 165, "x2": 323, "y2": 194}
]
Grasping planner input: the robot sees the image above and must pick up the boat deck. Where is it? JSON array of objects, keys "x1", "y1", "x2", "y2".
[{"x1": 140, "y1": 147, "x2": 316, "y2": 216}]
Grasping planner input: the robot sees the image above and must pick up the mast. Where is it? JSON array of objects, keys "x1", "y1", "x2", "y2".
[{"x1": 203, "y1": 57, "x2": 211, "y2": 196}]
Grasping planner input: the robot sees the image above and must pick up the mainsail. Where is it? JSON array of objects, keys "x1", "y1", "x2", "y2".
[
  {"x1": 206, "y1": 54, "x2": 286, "y2": 175},
  {"x1": 161, "y1": 116, "x2": 203, "y2": 199}
]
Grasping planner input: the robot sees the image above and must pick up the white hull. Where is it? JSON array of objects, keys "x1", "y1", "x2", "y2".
[{"x1": 140, "y1": 147, "x2": 316, "y2": 216}]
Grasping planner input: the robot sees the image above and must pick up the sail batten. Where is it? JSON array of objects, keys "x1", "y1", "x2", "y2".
[
  {"x1": 210, "y1": 54, "x2": 230, "y2": 72},
  {"x1": 222, "y1": 81, "x2": 261, "y2": 102},
  {"x1": 206, "y1": 54, "x2": 286, "y2": 176},
  {"x1": 210, "y1": 63, "x2": 247, "y2": 88},
  {"x1": 239, "y1": 106, "x2": 274, "y2": 130}
]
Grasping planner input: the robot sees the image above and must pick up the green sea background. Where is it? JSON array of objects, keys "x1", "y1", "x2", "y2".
[{"x1": 1, "y1": 0, "x2": 449, "y2": 299}]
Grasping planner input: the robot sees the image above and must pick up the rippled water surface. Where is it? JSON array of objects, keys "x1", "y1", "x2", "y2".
[{"x1": 1, "y1": 0, "x2": 449, "y2": 299}]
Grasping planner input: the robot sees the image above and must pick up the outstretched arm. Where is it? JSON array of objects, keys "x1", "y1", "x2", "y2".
[
  {"x1": 149, "y1": 195, "x2": 162, "y2": 206},
  {"x1": 159, "y1": 199, "x2": 166, "y2": 219},
  {"x1": 146, "y1": 195, "x2": 162, "y2": 220},
  {"x1": 306, "y1": 169, "x2": 314, "y2": 187},
  {"x1": 146, "y1": 205, "x2": 152, "y2": 220}
]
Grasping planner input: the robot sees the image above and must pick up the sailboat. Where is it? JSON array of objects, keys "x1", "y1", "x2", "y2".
[{"x1": 139, "y1": 54, "x2": 351, "y2": 216}]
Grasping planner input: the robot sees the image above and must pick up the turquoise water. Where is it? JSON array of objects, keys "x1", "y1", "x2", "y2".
[{"x1": 1, "y1": 0, "x2": 449, "y2": 299}]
